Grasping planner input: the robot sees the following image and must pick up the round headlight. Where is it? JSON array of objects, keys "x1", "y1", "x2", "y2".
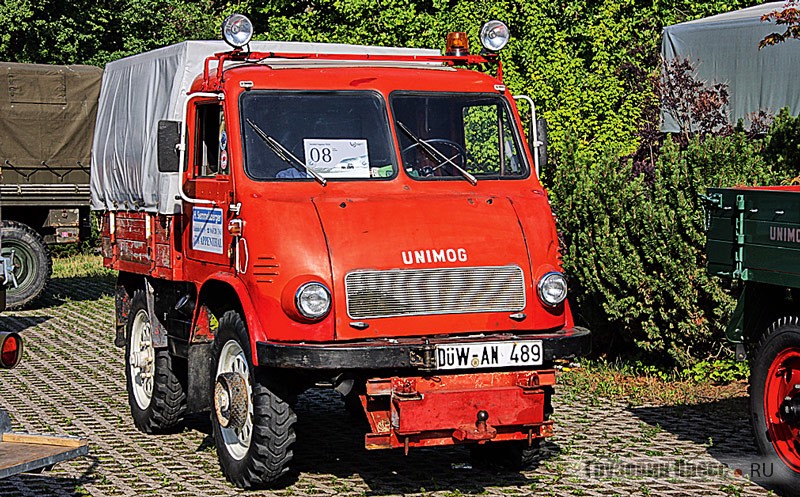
[
  {"x1": 538, "y1": 272, "x2": 567, "y2": 307},
  {"x1": 295, "y1": 282, "x2": 332, "y2": 320},
  {"x1": 479, "y1": 20, "x2": 510, "y2": 52},
  {"x1": 222, "y1": 14, "x2": 253, "y2": 49}
]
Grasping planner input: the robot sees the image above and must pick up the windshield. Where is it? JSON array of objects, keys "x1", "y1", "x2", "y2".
[
  {"x1": 241, "y1": 91, "x2": 396, "y2": 181},
  {"x1": 391, "y1": 93, "x2": 528, "y2": 180}
]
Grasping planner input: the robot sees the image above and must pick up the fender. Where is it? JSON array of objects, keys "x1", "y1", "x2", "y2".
[{"x1": 197, "y1": 271, "x2": 266, "y2": 366}]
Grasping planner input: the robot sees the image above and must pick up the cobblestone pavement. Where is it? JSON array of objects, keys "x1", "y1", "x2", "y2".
[{"x1": 0, "y1": 270, "x2": 777, "y2": 496}]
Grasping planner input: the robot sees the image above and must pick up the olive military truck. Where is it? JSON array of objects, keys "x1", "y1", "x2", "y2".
[
  {"x1": 706, "y1": 186, "x2": 800, "y2": 492},
  {"x1": 0, "y1": 61, "x2": 102, "y2": 308},
  {"x1": 92, "y1": 15, "x2": 590, "y2": 488}
]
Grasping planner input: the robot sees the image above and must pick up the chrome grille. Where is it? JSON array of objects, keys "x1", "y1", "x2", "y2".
[{"x1": 345, "y1": 265, "x2": 525, "y2": 319}]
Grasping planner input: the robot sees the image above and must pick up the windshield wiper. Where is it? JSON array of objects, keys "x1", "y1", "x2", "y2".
[
  {"x1": 395, "y1": 120, "x2": 477, "y2": 185},
  {"x1": 245, "y1": 119, "x2": 327, "y2": 186}
]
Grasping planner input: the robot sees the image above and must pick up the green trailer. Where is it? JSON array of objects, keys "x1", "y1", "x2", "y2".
[{"x1": 706, "y1": 185, "x2": 800, "y2": 491}]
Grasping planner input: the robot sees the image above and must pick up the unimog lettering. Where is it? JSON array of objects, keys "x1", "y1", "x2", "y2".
[
  {"x1": 402, "y1": 248, "x2": 468, "y2": 265},
  {"x1": 769, "y1": 225, "x2": 800, "y2": 243}
]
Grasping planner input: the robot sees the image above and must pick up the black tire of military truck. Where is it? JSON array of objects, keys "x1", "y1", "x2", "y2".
[
  {"x1": 0, "y1": 221, "x2": 51, "y2": 309},
  {"x1": 125, "y1": 290, "x2": 187, "y2": 433},
  {"x1": 750, "y1": 317, "x2": 800, "y2": 496},
  {"x1": 211, "y1": 310, "x2": 297, "y2": 488}
]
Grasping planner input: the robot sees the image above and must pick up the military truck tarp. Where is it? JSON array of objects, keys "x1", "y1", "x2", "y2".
[
  {"x1": 661, "y1": 2, "x2": 800, "y2": 132},
  {"x1": 0, "y1": 62, "x2": 101, "y2": 193},
  {"x1": 90, "y1": 41, "x2": 439, "y2": 215}
]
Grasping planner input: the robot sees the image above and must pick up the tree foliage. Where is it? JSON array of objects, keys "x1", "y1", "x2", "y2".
[
  {"x1": 0, "y1": 0, "x2": 760, "y2": 156},
  {"x1": 1, "y1": 0, "x2": 780, "y2": 364},
  {"x1": 760, "y1": 0, "x2": 800, "y2": 48}
]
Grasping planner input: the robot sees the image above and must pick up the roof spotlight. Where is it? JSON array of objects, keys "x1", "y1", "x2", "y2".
[
  {"x1": 479, "y1": 20, "x2": 510, "y2": 52},
  {"x1": 222, "y1": 14, "x2": 253, "y2": 49}
]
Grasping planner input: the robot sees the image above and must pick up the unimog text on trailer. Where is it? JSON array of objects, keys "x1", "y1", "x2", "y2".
[
  {"x1": 92, "y1": 15, "x2": 590, "y2": 488},
  {"x1": 706, "y1": 187, "x2": 800, "y2": 492}
]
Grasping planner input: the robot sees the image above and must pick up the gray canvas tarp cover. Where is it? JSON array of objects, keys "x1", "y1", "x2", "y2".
[
  {"x1": 661, "y1": 1, "x2": 800, "y2": 132},
  {"x1": 90, "y1": 41, "x2": 439, "y2": 214},
  {"x1": 0, "y1": 62, "x2": 102, "y2": 183}
]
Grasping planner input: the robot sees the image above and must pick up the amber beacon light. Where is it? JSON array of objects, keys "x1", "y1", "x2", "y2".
[{"x1": 445, "y1": 32, "x2": 470, "y2": 56}]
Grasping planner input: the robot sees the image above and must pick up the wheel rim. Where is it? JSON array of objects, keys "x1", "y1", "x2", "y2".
[
  {"x1": 764, "y1": 346, "x2": 800, "y2": 473},
  {"x1": 0, "y1": 240, "x2": 37, "y2": 297},
  {"x1": 129, "y1": 309, "x2": 155, "y2": 410},
  {"x1": 216, "y1": 340, "x2": 253, "y2": 460}
]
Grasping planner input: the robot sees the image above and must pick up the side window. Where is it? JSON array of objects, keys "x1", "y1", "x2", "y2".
[
  {"x1": 463, "y1": 104, "x2": 522, "y2": 176},
  {"x1": 463, "y1": 105, "x2": 499, "y2": 174},
  {"x1": 195, "y1": 104, "x2": 228, "y2": 177}
]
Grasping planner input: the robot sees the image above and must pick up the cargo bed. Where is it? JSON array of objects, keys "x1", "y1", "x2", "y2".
[
  {"x1": 706, "y1": 185, "x2": 800, "y2": 286},
  {"x1": 0, "y1": 431, "x2": 88, "y2": 479}
]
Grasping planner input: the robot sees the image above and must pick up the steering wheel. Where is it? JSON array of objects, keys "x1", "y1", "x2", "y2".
[{"x1": 401, "y1": 138, "x2": 467, "y2": 177}]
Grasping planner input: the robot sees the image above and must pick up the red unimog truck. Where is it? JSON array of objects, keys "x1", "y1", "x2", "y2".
[{"x1": 91, "y1": 15, "x2": 590, "y2": 488}]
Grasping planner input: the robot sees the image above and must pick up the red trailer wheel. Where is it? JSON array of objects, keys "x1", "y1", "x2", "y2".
[
  {"x1": 751, "y1": 318, "x2": 800, "y2": 495},
  {"x1": 763, "y1": 346, "x2": 800, "y2": 472}
]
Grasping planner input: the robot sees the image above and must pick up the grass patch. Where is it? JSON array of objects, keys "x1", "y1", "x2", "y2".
[
  {"x1": 559, "y1": 359, "x2": 748, "y2": 406},
  {"x1": 52, "y1": 254, "x2": 115, "y2": 280}
]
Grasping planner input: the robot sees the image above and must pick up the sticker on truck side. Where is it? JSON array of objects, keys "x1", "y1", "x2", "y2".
[{"x1": 192, "y1": 207, "x2": 224, "y2": 254}]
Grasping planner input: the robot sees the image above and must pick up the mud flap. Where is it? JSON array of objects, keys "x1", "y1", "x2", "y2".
[{"x1": 145, "y1": 279, "x2": 168, "y2": 348}]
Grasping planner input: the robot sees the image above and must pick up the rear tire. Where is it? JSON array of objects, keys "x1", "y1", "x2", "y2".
[
  {"x1": 470, "y1": 439, "x2": 542, "y2": 470},
  {"x1": 750, "y1": 317, "x2": 800, "y2": 495},
  {"x1": 125, "y1": 290, "x2": 186, "y2": 433},
  {"x1": 0, "y1": 221, "x2": 51, "y2": 309},
  {"x1": 211, "y1": 310, "x2": 296, "y2": 488}
]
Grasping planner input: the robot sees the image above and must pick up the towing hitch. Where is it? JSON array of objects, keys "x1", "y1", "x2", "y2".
[
  {"x1": 360, "y1": 370, "x2": 555, "y2": 453},
  {"x1": 453, "y1": 410, "x2": 497, "y2": 441}
]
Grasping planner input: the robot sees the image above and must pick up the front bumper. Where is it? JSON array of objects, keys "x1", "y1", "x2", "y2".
[{"x1": 256, "y1": 326, "x2": 590, "y2": 370}]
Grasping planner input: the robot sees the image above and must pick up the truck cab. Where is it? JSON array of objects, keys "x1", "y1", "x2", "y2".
[{"x1": 93, "y1": 16, "x2": 589, "y2": 488}]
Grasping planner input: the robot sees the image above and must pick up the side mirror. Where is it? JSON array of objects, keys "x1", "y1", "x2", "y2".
[
  {"x1": 512, "y1": 95, "x2": 547, "y2": 177},
  {"x1": 536, "y1": 118, "x2": 548, "y2": 174},
  {"x1": 157, "y1": 120, "x2": 181, "y2": 173}
]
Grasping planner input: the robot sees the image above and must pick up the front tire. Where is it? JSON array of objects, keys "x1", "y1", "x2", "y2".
[
  {"x1": 0, "y1": 220, "x2": 51, "y2": 309},
  {"x1": 125, "y1": 290, "x2": 186, "y2": 433},
  {"x1": 211, "y1": 310, "x2": 296, "y2": 488},
  {"x1": 750, "y1": 317, "x2": 800, "y2": 495}
]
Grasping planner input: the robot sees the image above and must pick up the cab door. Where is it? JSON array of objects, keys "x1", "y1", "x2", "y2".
[{"x1": 183, "y1": 100, "x2": 234, "y2": 267}]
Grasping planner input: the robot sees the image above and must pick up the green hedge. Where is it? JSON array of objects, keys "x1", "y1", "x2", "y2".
[{"x1": 549, "y1": 134, "x2": 787, "y2": 366}]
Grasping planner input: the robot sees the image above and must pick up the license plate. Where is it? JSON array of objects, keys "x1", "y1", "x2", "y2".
[{"x1": 434, "y1": 340, "x2": 543, "y2": 370}]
